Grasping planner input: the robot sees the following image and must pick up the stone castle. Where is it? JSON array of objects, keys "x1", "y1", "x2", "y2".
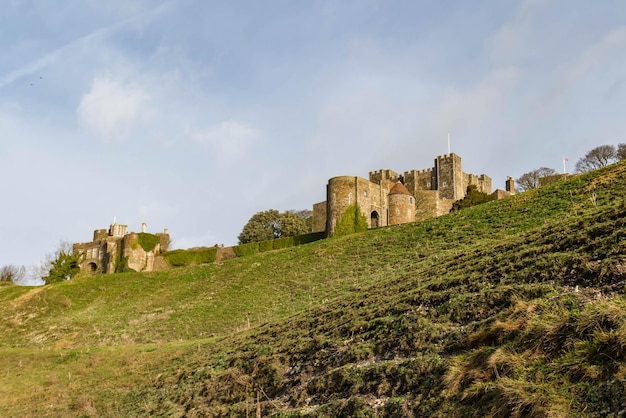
[
  {"x1": 312, "y1": 153, "x2": 514, "y2": 235},
  {"x1": 72, "y1": 153, "x2": 513, "y2": 275},
  {"x1": 73, "y1": 222, "x2": 170, "y2": 274}
]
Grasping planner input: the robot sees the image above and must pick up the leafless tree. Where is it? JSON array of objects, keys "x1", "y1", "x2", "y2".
[
  {"x1": 575, "y1": 145, "x2": 617, "y2": 173},
  {"x1": 516, "y1": 167, "x2": 557, "y2": 192},
  {"x1": 617, "y1": 143, "x2": 626, "y2": 161},
  {"x1": 0, "y1": 265, "x2": 26, "y2": 284}
]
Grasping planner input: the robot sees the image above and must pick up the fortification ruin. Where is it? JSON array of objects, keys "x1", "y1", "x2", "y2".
[
  {"x1": 73, "y1": 222, "x2": 170, "y2": 274},
  {"x1": 312, "y1": 153, "x2": 514, "y2": 236}
]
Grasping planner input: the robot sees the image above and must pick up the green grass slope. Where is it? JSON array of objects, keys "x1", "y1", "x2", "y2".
[{"x1": 2, "y1": 162, "x2": 626, "y2": 417}]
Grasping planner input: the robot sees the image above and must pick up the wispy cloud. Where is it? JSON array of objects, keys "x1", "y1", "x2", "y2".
[
  {"x1": 0, "y1": 1, "x2": 171, "y2": 90},
  {"x1": 77, "y1": 75, "x2": 152, "y2": 140}
]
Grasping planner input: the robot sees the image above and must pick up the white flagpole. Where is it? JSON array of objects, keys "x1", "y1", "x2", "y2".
[{"x1": 562, "y1": 157, "x2": 567, "y2": 174}]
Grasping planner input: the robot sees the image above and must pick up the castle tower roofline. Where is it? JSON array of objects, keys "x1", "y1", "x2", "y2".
[
  {"x1": 436, "y1": 152, "x2": 460, "y2": 159},
  {"x1": 389, "y1": 182, "x2": 412, "y2": 196}
]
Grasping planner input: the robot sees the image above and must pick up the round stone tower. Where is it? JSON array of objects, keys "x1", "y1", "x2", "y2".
[
  {"x1": 327, "y1": 176, "x2": 373, "y2": 236},
  {"x1": 388, "y1": 182, "x2": 415, "y2": 225}
]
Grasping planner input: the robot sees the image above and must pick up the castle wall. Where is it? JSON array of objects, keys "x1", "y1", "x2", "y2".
[
  {"x1": 157, "y1": 232, "x2": 170, "y2": 253},
  {"x1": 466, "y1": 173, "x2": 493, "y2": 195},
  {"x1": 122, "y1": 234, "x2": 152, "y2": 272},
  {"x1": 366, "y1": 181, "x2": 388, "y2": 228},
  {"x1": 73, "y1": 241, "x2": 106, "y2": 274},
  {"x1": 369, "y1": 169, "x2": 399, "y2": 184},
  {"x1": 491, "y1": 189, "x2": 511, "y2": 200},
  {"x1": 312, "y1": 201, "x2": 327, "y2": 233},
  {"x1": 414, "y1": 190, "x2": 439, "y2": 221},
  {"x1": 436, "y1": 198, "x2": 455, "y2": 216},
  {"x1": 104, "y1": 237, "x2": 122, "y2": 273},
  {"x1": 93, "y1": 229, "x2": 108, "y2": 241},
  {"x1": 327, "y1": 176, "x2": 388, "y2": 236},
  {"x1": 404, "y1": 169, "x2": 435, "y2": 195}
]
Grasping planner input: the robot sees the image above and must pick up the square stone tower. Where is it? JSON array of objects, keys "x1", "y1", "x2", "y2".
[{"x1": 435, "y1": 154, "x2": 464, "y2": 201}]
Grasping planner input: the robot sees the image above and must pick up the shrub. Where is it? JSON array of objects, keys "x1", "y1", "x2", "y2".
[
  {"x1": 272, "y1": 237, "x2": 292, "y2": 250},
  {"x1": 163, "y1": 248, "x2": 218, "y2": 267},
  {"x1": 233, "y1": 242, "x2": 260, "y2": 257},
  {"x1": 294, "y1": 232, "x2": 326, "y2": 245},
  {"x1": 137, "y1": 233, "x2": 161, "y2": 252},
  {"x1": 259, "y1": 240, "x2": 274, "y2": 252}
]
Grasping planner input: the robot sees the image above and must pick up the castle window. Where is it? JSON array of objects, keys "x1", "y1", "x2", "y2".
[
  {"x1": 364, "y1": 190, "x2": 368, "y2": 197},
  {"x1": 410, "y1": 197, "x2": 413, "y2": 204},
  {"x1": 442, "y1": 182, "x2": 447, "y2": 187}
]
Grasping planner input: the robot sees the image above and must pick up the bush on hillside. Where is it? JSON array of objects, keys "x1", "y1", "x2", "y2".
[
  {"x1": 450, "y1": 185, "x2": 494, "y2": 212},
  {"x1": 163, "y1": 248, "x2": 218, "y2": 267},
  {"x1": 233, "y1": 242, "x2": 260, "y2": 257}
]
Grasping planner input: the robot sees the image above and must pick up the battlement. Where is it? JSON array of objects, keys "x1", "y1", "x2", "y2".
[
  {"x1": 369, "y1": 169, "x2": 400, "y2": 184},
  {"x1": 436, "y1": 153, "x2": 461, "y2": 160},
  {"x1": 404, "y1": 168, "x2": 433, "y2": 176},
  {"x1": 93, "y1": 229, "x2": 108, "y2": 241}
]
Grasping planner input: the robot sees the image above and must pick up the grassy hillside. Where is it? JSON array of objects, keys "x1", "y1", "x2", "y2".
[{"x1": 2, "y1": 162, "x2": 626, "y2": 416}]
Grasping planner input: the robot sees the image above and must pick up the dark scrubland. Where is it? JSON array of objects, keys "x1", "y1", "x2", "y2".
[{"x1": 2, "y1": 162, "x2": 626, "y2": 417}]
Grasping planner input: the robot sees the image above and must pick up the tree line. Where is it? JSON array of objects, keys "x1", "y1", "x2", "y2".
[{"x1": 517, "y1": 143, "x2": 626, "y2": 192}]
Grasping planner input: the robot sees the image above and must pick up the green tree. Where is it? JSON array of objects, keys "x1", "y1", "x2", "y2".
[
  {"x1": 451, "y1": 185, "x2": 494, "y2": 211},
  {"x1": 238, "y1": 209, "x2": 309, "y2": 244},
  {"x1": 334, "y1": 204, "x2": 368, "y2": 237},
  {"x1": 288, "y1": 209, "x2": 313, "y2": 232},
  {"x1": 42, "y1": 241, "x2": 82, "y2": 285},
  {"x1": 280, "y1": 211, "x2": 310, "y2": 238}
]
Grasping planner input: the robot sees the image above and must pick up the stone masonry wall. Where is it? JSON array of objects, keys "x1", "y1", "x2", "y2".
[
  {"x1": 436, "y1": 154, "x2": 464, "y2": 201},
  {"x1": 389, "y1": 192, "x2": 415, "y2": 225},
  {"x1": 312, "y1": 201, "x2": 327, "y2": 233}
]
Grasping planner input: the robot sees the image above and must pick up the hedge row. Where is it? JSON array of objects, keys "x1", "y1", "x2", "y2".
[
  {"x1": 233, "y1": 232, "x2": 326, "y2": 258},
  {"x1": 162, "y1": 247, "x2": 218, "y2": 267}
]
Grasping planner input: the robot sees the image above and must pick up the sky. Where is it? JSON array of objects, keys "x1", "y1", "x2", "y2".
[{"x1": 1, "y1": 0, "x2": 625, "y2": 283}]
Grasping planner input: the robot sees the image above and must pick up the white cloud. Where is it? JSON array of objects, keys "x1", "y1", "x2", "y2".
[
  {"x1": 191, "y1": 121, "x2": 261, "y2": 158},
  {"x1": 77, "y1": 75, "x2": 152, "y2": 140}
]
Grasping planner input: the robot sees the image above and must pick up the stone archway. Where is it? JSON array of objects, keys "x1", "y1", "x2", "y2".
[
  {"x1": 87, "y1": 262, "x2": 98, "y2": 274},
  {"x1": 370, "y1": 211, "x2": 380, "y2": 228}
]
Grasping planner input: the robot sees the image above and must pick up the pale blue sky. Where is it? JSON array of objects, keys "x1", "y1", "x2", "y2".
[{"x1": 1, "y1": 0, "x2": 625, "y2": 281}]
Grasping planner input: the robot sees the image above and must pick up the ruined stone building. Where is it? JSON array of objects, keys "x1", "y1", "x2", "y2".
[
  {"x1": 73, "y1": 222, "x2": 170, "y2": 274},
  {"x1": 312, "y1": 153, "x2": 514, "y2": 236}
]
